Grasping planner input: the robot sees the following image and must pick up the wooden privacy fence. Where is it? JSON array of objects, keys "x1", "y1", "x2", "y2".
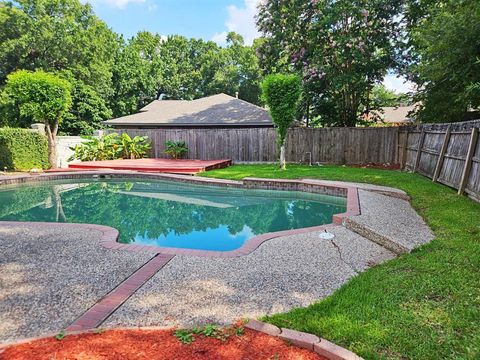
[
  {"x1": 111, "y1": 119, "x2": 480, "y2": 201},
  {"x1": 398, "y1": 120, "x2": 480, "y2": 201},
  {"x1": 111, "y1": 127, "x2": 399, "y2": 165}
]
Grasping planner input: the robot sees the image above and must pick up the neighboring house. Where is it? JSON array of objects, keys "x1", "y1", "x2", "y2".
[
  {"x1": 369, "y1": 105, "x2": 416, "y2": 126},
  {"x1": 104, "y1": 93, "x2": 273, "y2": 129}
]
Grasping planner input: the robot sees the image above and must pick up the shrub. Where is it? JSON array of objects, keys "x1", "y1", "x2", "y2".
[
  {"x1": 69, "y1": 133, "x2": 151, "y2": 161},
  {"x1": 1, "y1": 70, "x2": 72, "y2": 167},
  {"x1": 261, "y1": 74, "x2": 301, "y2": 170},
  {"x1": 164, "y1": 140, "x2": 188, "y2": 159},
  {"x1": 0, "y1": 128, "x2": 49, "y2": 170}
]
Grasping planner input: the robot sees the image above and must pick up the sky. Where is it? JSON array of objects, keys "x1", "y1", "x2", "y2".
[{"x1": 87, "y1": 0, "x2": 414, "y2": 93}]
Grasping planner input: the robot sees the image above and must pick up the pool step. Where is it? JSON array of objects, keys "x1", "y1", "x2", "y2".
[
  {"x1": 341, "y1": 189, "x2": 435, "y2": 254},
  {"x1": 342, "y1": 217, "x2": 409, "y2": 254}
]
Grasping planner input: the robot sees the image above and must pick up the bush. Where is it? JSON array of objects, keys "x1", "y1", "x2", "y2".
[
  {"x1": 164, "y1": 140, "x2": 188, "y2": 159},
  {"x1": 0, "y1": 128, "x2": 49, "y2": 170},
  {"x1": 69, "y1": 133, "x2": 151, "y2": 161}
]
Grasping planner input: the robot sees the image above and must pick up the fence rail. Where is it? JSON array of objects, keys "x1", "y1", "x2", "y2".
[
  {"x1": 111, "y1": 127, "x2": 400, "y2": 165},
  {"x1": 112, "y1": 119, "x2": 480, "y2": 202},
  {"x1": 398, "y1": 120, "x2": 480, "y2": 202}
]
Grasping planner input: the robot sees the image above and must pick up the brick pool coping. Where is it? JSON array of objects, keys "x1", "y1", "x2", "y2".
[
  {"x1": 0, "y1": 171, "x2": 360, "y2": 258},
  {"x1": 0, "y1": 321, "x2": 363, "y2": 360}
]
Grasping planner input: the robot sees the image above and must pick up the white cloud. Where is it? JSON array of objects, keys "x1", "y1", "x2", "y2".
[
  {"x1": 86, "y1": 0, "x2": 145, "y2": 9},
  {"x1": 211, "y1": 31, "x2": 228, "y2": 45},
  {"x1": 212, "y1": 0, "x2": 261, "y2": 45},
  {"x1": 383, "y1": 73, "x2": 416, "y2": 94}
]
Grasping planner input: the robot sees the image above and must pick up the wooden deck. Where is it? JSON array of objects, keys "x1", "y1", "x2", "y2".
[{"x1": 67, "y1": 158, "x2": 231, "y2": 175}]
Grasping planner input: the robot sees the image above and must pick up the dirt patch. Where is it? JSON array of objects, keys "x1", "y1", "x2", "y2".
[
  {"x1": 0, "y1": 328, "x2": 325, "y2": 360},
  {"x1": 350, "y1": 163, "x2": 401, "y2": 170}
]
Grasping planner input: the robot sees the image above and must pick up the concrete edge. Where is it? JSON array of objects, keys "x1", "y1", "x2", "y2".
[
  {"x1": 342, "y1": 218, "x2": 410, "y2": 255},
  {"x1": 245, "y1": 319, "x2": 364, "y2": 360},
  {"x1": 1, "y1": 321, "x2": 364, "y2": 360}
]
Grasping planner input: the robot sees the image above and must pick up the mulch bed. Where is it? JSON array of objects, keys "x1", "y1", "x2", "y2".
[{"x1": 0, "y1": 328, "x2": 325, "y2": 360}]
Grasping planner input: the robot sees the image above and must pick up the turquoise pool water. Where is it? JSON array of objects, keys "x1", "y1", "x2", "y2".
[{"x1": 0, "y1": 179, "x2": 346, "y2": 251}]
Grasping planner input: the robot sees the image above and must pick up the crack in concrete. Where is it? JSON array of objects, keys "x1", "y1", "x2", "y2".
[{"x1": 329, "y1": 238, "x2": 359, "y2": 274}]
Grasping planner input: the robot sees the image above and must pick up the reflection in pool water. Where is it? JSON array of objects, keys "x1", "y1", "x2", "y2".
[{"x1": 0, "y1": 179, "x2": 347, "y2": 251}]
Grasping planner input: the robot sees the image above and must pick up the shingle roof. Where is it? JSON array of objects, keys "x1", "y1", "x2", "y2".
[
  {"x1": 372, "y1": 106, "x2": 416, "y2": 124},
  {"x1": 104, "y1": 93, "x2": 273, "y2": 127}
]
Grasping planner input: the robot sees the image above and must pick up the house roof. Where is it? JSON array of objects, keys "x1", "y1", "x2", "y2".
[
  {"x1": 372, "y1": 105, "x2": 416, "y2": 124},
  {"x1": 104, "y1": 93, "x2": 273, "y2": 127}
]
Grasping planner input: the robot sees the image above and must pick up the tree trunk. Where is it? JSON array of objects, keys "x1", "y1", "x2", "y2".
[
  {"x1": 45, "y1": 123, "x2": 58, "y2": 168},
  {"x1": 52, "y1": 185, "x2": 66, "y2": 222},
  {"x1": 280, "y1": 143, "x2": 286, "y2": 170}
]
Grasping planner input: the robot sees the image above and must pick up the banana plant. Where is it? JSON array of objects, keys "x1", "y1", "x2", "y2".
[{"x1": 69, "y1": 133, "x2": 151, "y2": 161}]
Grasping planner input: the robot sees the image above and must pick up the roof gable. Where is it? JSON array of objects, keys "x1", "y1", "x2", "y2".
[{"x1": 105, "y1": 94, "x2": 272, "y2": 127}]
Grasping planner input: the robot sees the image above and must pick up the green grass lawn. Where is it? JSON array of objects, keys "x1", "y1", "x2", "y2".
[{"x1": 201, "y1": 164, "x2": 480, "y2": 360}]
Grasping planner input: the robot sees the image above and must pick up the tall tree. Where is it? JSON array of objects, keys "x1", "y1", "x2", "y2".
[
  {"x1": 257, "y1": 0, "x2": 402, "y2": 126},
  {"x1": 1, "y1": 70, "x2": 72, "y2": 167},
  {"x1": 111, "y1": 32, "x2": 163, "y2": 117},
  {"x1": 111, "y1": 32, "x2": 262, "y2": 114},
  {"x1": 0, "y1": 0, "x2": 118, "y2": 134},
  {"x1": 402, "y1": 0, "x2": 480, "y2": 122}
]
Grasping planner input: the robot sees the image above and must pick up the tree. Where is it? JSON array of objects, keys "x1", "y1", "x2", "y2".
[
  {"x1": 401, "y1": 0, "x2": 480, "y2": 122},
  {"x1": 371, "y1": 84, "x2": 409, "y2": 108},
  {"x1": 0, "y1": 0, "x2": 118, "y2": 134},
  {"x1": 60, "y1": 79, "x2": 112, "y2": 135},
  {"x1": 257, "y1": 0, "x2": 402, "y2": 126},
  {"x1": 111, "y1": 31, "x2": 163, "y2": 117},
  {"x1": 2, "y1": 70, "x2": 72, "y2": 167},
  {"x1": 261, "y1": 74, "x2": 301, "y2": 170}
]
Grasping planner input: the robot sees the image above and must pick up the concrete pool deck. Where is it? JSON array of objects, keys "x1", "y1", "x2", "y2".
[
  {"x1": 0, "y1": 223, "x2": 156, "y2": 343},
  {"x1": 0, "y1": 172, "x2": 435, "y2": 344}
]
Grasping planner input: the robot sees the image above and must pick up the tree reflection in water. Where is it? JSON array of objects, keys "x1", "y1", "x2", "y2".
[{"x1": 0, "y1": 180, "x2": 346, "y2": 251}]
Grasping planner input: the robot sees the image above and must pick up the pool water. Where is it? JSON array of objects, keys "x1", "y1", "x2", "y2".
[{"x1": 0, "y1": 179, "x2": 346, "y2": 251}]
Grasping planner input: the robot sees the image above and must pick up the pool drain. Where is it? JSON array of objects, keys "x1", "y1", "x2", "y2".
[{"x1": 319, "y1": 230, "x2": 334, "y2": 240}]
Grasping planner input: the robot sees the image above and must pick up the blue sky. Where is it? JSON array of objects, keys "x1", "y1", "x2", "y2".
[
  {"x1": 87, "y1": 0, "x2": 260, "y2": 44},
  {"x1": 87, "y1": 0, "x2": 413, "y2": 93}
]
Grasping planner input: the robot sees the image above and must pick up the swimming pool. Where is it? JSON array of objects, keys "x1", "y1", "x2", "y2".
[{"x1": 0, "y1": 178, "x2": 347, "y2": 251}]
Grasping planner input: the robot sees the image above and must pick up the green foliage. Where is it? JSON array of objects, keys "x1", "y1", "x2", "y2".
[
  {"x1": 69, "y1": 133, "x2": 151, "y2": 161},
  {"x1": 202, "y1": 324, "x2": 218, "y2": 337},
  {"x1": 173, "y1": 329, "x2": 195, "y2": 344},
  {"x1": 111, "y1": 32, "x2": 263, "y2": 118},
  {"x1": 261, "y1": 73, "x2": 301, "y2": 144},
  {"x1": 55, "y1": 330, "x2": 65, "y2": 341},
  {"x1": 0, "y1": 0, "x2": 262, "y2": 132},
  {"x1": 203, "y1": 164, "x2": 480, "y2": 359},
  {"x1": 119, "y1": 133, "x2": 151, "y2": 159},
  {"x1": 60, "y1": 80, "x2": 112, "y2": 135},
  {"x1": 403, "y1": 0, "x2": 480, "y2": 122},
  {"x1": 1, "y1": 69, "x2": 72, "y2": 166},
  {"x1": 173, "y1": 323, "x2": 245, "y2": 345},
  {"x1": 257, "y1": 0, "x2": 402, "y2": 126},
  {"x1": 0, "y1": 128, "x2": 49, "y2": 170},
  {"x1": 164, "y1": 140, "x2": 188, "y2": 159},
  {"x1": 1, "y1": 70, "x2": 72, "y2": 128},
  {"x1": 0, "y1": 0, "x2": 118, "y2": 134},
  {"x1": 371, "y1": 84, "x2": 409, "y2": 108}
]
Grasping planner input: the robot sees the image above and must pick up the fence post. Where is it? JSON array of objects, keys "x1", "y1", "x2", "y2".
[
  {"x1": 414, "y1": 129, "x2": 425, "y2": 172},
  {"x1": 458, "y1": 127, "x2": 479, "y2": 195},
  {"x1": 395, "y1": 127, "x2": 400, "y2": 165},
  {"x1": 432, "y1": 125, "x2": 451, "y2": 182},
  {"x1": 400, "y1": 130, "x2": 409, "y2": 169}
]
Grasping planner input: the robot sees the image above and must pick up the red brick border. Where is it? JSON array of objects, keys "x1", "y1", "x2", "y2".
[
  {"x1": 66, "y1": 253, "x2": 174, "y2": 332},
  {"x1": 245, "y1": 319, "x2": 363, "y2": 360},
  {"x1": 0, "y1": 172, "x2": 361, "y2": 258}
]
